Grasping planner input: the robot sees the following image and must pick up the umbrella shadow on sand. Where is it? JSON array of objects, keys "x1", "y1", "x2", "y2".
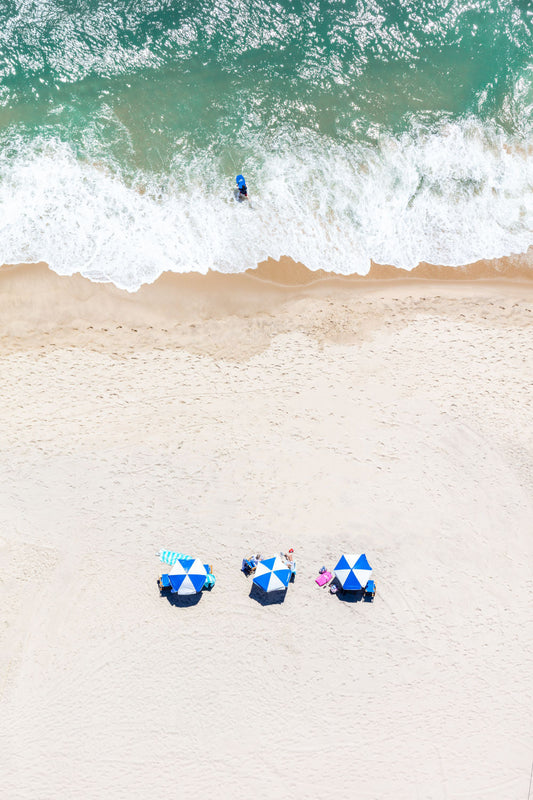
[
  {"x1": 163, "y1": 590, "x2": 203, "y2": 608},
  {"x1": 249, "y1": 584, "x2": 287, "y2": 606},
  {"x1": 330, "y1": 579, "x2": 364, "y2": 603},
  {"x1": 334, "y1": 589, "x2": 365, "y2": 603}
]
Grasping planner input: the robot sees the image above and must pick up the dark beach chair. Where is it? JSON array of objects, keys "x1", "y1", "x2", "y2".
[
  {"x1": 364, "y1": 580, "x2": 376, "y2": 601},
  {"x1": 158, "y1": 574, "x2": 171, "y2": 592},
  {"x1": 241, "y1": 558, "x2": 256, "y2": 575}
]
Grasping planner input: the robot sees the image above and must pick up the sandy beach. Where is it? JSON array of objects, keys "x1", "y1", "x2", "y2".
[{"x1": 0, "y1": 260, "x2": 532, "y2": 799}]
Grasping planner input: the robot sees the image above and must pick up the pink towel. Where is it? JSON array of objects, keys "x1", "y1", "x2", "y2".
[{"x1": 315, "y1": 571, "x2": 332, "y2": 586}]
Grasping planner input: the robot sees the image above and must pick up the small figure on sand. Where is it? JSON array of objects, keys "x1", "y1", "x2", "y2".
[
  {"x1": 283, "y1": 548, "x2": 295, "y2": 565},
  {"x1": 282, "y1": 548, "x2": 296, "y2": 580},
  {"x1": 234, "y1": 174, "x2": 248, "y2": 202}
]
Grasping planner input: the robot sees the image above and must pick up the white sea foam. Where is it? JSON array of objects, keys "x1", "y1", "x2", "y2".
[{"x1": 0, "y1": 119, "x2": 532, "y2": 290}]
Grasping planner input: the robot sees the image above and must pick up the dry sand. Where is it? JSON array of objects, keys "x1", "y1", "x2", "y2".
[{"x1": 0, "y1": 260, "x2": 532, "y2": 799}]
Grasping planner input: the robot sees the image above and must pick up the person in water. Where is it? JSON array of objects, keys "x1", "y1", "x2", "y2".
[{"x1": 235, "y1": 174, "x2": 248, "y2": 201}]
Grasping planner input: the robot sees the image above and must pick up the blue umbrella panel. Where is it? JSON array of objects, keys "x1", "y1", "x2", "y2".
[
  {"x1": 252, "y1": 556, "x2": 291, "y2": 593},
  {"x1": 334, "y1": 553, "x2": 372, "y2": 591},
  {"x1": 166, "y1": 558, "x2": 208, "y2": 595}
]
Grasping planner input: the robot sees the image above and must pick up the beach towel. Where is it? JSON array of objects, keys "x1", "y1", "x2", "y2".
[
  {"x1": 316, "y1": 571, "x2": 332, "y2": 587},
  {"x1": 158, "y1": 550, "x2": 193, "y2": 566}
]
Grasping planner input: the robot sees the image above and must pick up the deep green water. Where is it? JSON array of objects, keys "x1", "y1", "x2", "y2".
[{"x1": 0, "y1": 0, "x2": 532, "y2": 287}]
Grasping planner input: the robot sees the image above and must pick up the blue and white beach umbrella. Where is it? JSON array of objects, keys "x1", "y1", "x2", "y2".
[
  {"x1": 253, "y1": 556, "x2": 291, "y2": 593},
  {"x1": 167, "y1": 558, "x2": 208, "y2": 595},
  {"x1": 334, "y1": 553, "x2": 372, "y2": 591}
]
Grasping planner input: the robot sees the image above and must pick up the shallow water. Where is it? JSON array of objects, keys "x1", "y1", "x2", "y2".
[{"x1": 0, "y1": 0, "x2": 532, "y2": 288}]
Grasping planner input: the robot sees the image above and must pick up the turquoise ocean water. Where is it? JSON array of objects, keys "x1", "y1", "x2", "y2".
[{"x1": 0, "y1": 0, "x2": 532, "y2": 289}]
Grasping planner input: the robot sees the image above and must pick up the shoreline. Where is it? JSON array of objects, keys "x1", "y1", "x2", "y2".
[
  {"x1": 2, "y1": 244, "x2": 533, "y2": 293},
  {"x1": 251, "y1": 249, "x2": 533, "y2": 284},
  {"x1": 1, "y1": 258, "x2": 532, "y2": 358}
]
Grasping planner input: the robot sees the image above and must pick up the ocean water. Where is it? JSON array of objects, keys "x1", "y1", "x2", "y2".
[{"x1": 0, "y1": 0, "x2": 532, "y2": 289}]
